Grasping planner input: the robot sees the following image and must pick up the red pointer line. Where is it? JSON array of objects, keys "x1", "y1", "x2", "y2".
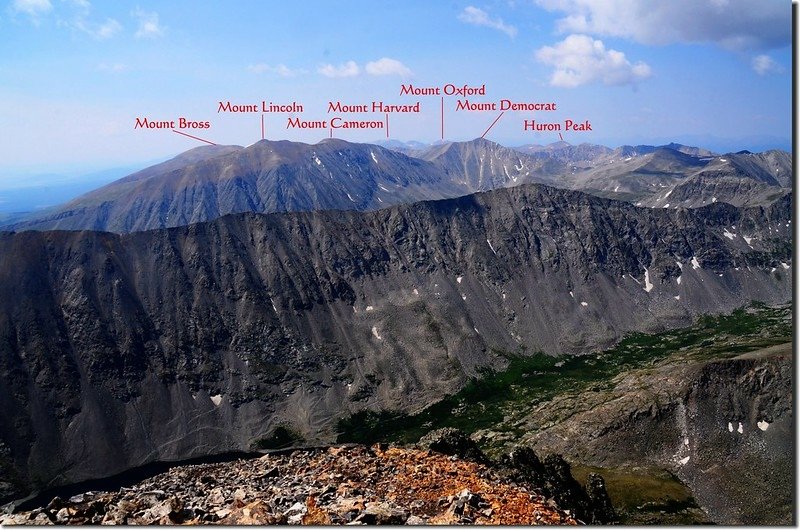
[
  {"x1": 559, "y1": 132, "x2": 564, "y2": 141},
  {"x1": 440, "y1": 97, "x2": 444, "y2": 140},
  {"x1": 480, "y1": 111, "x2": 505, "y2": 139},
  {"x1": 171, "y1": 129, "x2": 217, "y2": 145},
  {"x1": 385, "y1": 113, "x2": 389, "y2": 138},
  {"x1": 261, "y1": 114, "x2": 265, "y2": 140}
]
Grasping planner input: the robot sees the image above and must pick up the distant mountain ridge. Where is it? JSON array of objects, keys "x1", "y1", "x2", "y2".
[
  {"x1": 417, "y1": 137, "x2": 564, "y2": 190},
  {"x1": 3, "y1": 140, "x2": 463, "y2": 233},
  {"x1": 2, "y1": 138, "x2": 791, "y2": 233}
]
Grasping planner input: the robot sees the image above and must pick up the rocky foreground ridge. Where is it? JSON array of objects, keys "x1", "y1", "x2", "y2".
[{"x1": 1, "y1": 431, "x2": 617, "y2": 525}]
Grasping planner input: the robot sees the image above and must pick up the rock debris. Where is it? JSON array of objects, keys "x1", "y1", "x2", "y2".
[{"x1": 1, "y1": 444, "x2": 577, "y2": 525}]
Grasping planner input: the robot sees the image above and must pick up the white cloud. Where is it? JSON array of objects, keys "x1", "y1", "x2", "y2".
[
  {"x1": 535, "y1": 34, "x2": 651, "y2": 88},
  {"x1": 458, "y1": 6, "x2": 517, "y2": 38},
  {"x1": 132, "y1": 7, "x2": 164, "y2": 38},
  {"x1": 535, "y1": 0, "x2": 788, "y2": 51},
  {"x1": 71, "y1": 17, "x2": 121, "y2": 39},
  {"x1": 247, "y1": 63, "x2": 306, "y2": 77},
  {"x1": 98, "y1": 62, "x2": 128, "y2": 73},
  {"x1": 69, "y1": 0, "x2": 91, "y2": 9},
  {"x1": 365, "y1": 58, "x2": 412, "y2": 77},
  {"x1": 12, "y1": 0, "x2": 52, "y2": 17},
  {"x1": 318, "y1": 60, "x2": 360, "y2": 78},
  {"x1": 751, "y1": 54, "x2": 783, "y2": 75},
  {"x1": 55, "y1": 1, "x2": 121, "y2": 40},
  {"x1": 93, "y1": 17, "x2": 120, "y2": 38},
  {"x1": 316, "y1": 58, "x2": 412, "y2": 78}
]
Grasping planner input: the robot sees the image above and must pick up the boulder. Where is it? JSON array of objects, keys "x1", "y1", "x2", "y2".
[{"x1": 417, "y1": 428, "x2": 489, "y2": 464}]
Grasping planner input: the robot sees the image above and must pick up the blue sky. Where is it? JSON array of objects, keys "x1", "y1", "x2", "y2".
[{"x1": 0, "y1": 0, "x2": 792, "y2": 187}]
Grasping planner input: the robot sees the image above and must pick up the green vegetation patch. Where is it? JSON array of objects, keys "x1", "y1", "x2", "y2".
[
  {"x1": 250, "y1": 424, "x2": 305, "y2": 450},
  {"x1": 336, "y1": 303, "x2": 791, "y2": 445}
]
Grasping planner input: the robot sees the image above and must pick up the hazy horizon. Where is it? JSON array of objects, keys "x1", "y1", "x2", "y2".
[
  {"x1": 0, "y1": 133, "x2": 791, "y2": 214},
  {"x1": 0, "y1": 0, "x2": 791, "y2": 193}
]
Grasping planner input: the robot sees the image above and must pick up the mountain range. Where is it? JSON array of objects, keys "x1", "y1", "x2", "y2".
[
  {"x1": 0, "y1": 137, "x2": 792, "y2": 524},
  {"x1": 1, "y1": 138, "x2": 791, "y2": 233},
  {"x1": 0, "y1": 182, "x2": 791, "y2": 504}
]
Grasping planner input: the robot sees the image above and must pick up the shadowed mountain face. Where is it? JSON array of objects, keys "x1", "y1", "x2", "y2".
[
  {"x1": 2, "y1": 139, "x2": 791, "y2": 234},
  {"x1": 0, "y1": 184, "x2": 791, "y2": 501}
]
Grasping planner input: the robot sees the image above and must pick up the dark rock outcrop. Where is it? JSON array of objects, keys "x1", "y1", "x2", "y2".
[
  {"x1": 585, "y1": 473, "x2": 617, "y2": 524},
  {"x1": 497, "y1": 447, "x2": 617, "y2": 524},
  {"x1": 417, "y1": 428, "x2": 489, "y2": 464}
]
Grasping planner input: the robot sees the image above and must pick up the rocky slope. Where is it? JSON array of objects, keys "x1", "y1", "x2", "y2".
[
  {"x1": 639, "y1": 151, "x2": 792, "y2": 208},
  {"x1": 418, "y1": 138, "x2": 565, "y2": 190},
  {"x1": 1, "y1": 442, "x2": 588, "y2": 525},
  {"x1": 330, "y1": 302, "x2": 790, "y2": 524},
  {"x1": 4, "y1": 139, "x2": 791, "y2": 234},
  {"x1": 0, "y1": 184, "x2": 791, "y2": 503},
  {"x1": 3, "y1": 139, "x2": 463, "y2": 233},
  {"x1": 511, "y1": 142, "x2": 790, "y2": 208},
  {"x1": 565, "y1": 147, "x2": 707, "y2": 200},
  {"x1": 498, "y1": 340, "x2": 792, "y2": 525},
  {"x1": 113, "y1": 145, "x2": 246, "y2": 185}
]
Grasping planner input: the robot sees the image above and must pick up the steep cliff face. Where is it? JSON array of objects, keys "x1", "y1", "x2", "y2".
[
  {"x1": 0, "y1": 184, "x2": 791, "y2": 501},
  {"x1": 521, "y1": 343, "x2": 792, "y2": 525},
  {"x1": 681, "y1": 349, "x2": 792, "y2": 524}
]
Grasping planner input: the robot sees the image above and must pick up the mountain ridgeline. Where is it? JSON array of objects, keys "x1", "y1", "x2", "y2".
[
  {"x1": 0, "y1": 183, "x2": 791, "y2": 502},
  {"x1": 1, "y1": 138, "x2": 791, "y2": 233}
]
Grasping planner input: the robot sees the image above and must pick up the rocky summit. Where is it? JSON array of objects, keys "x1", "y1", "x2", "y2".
[{"x1": 1, "y1": 439, "x2": 601, "y2": 525}]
